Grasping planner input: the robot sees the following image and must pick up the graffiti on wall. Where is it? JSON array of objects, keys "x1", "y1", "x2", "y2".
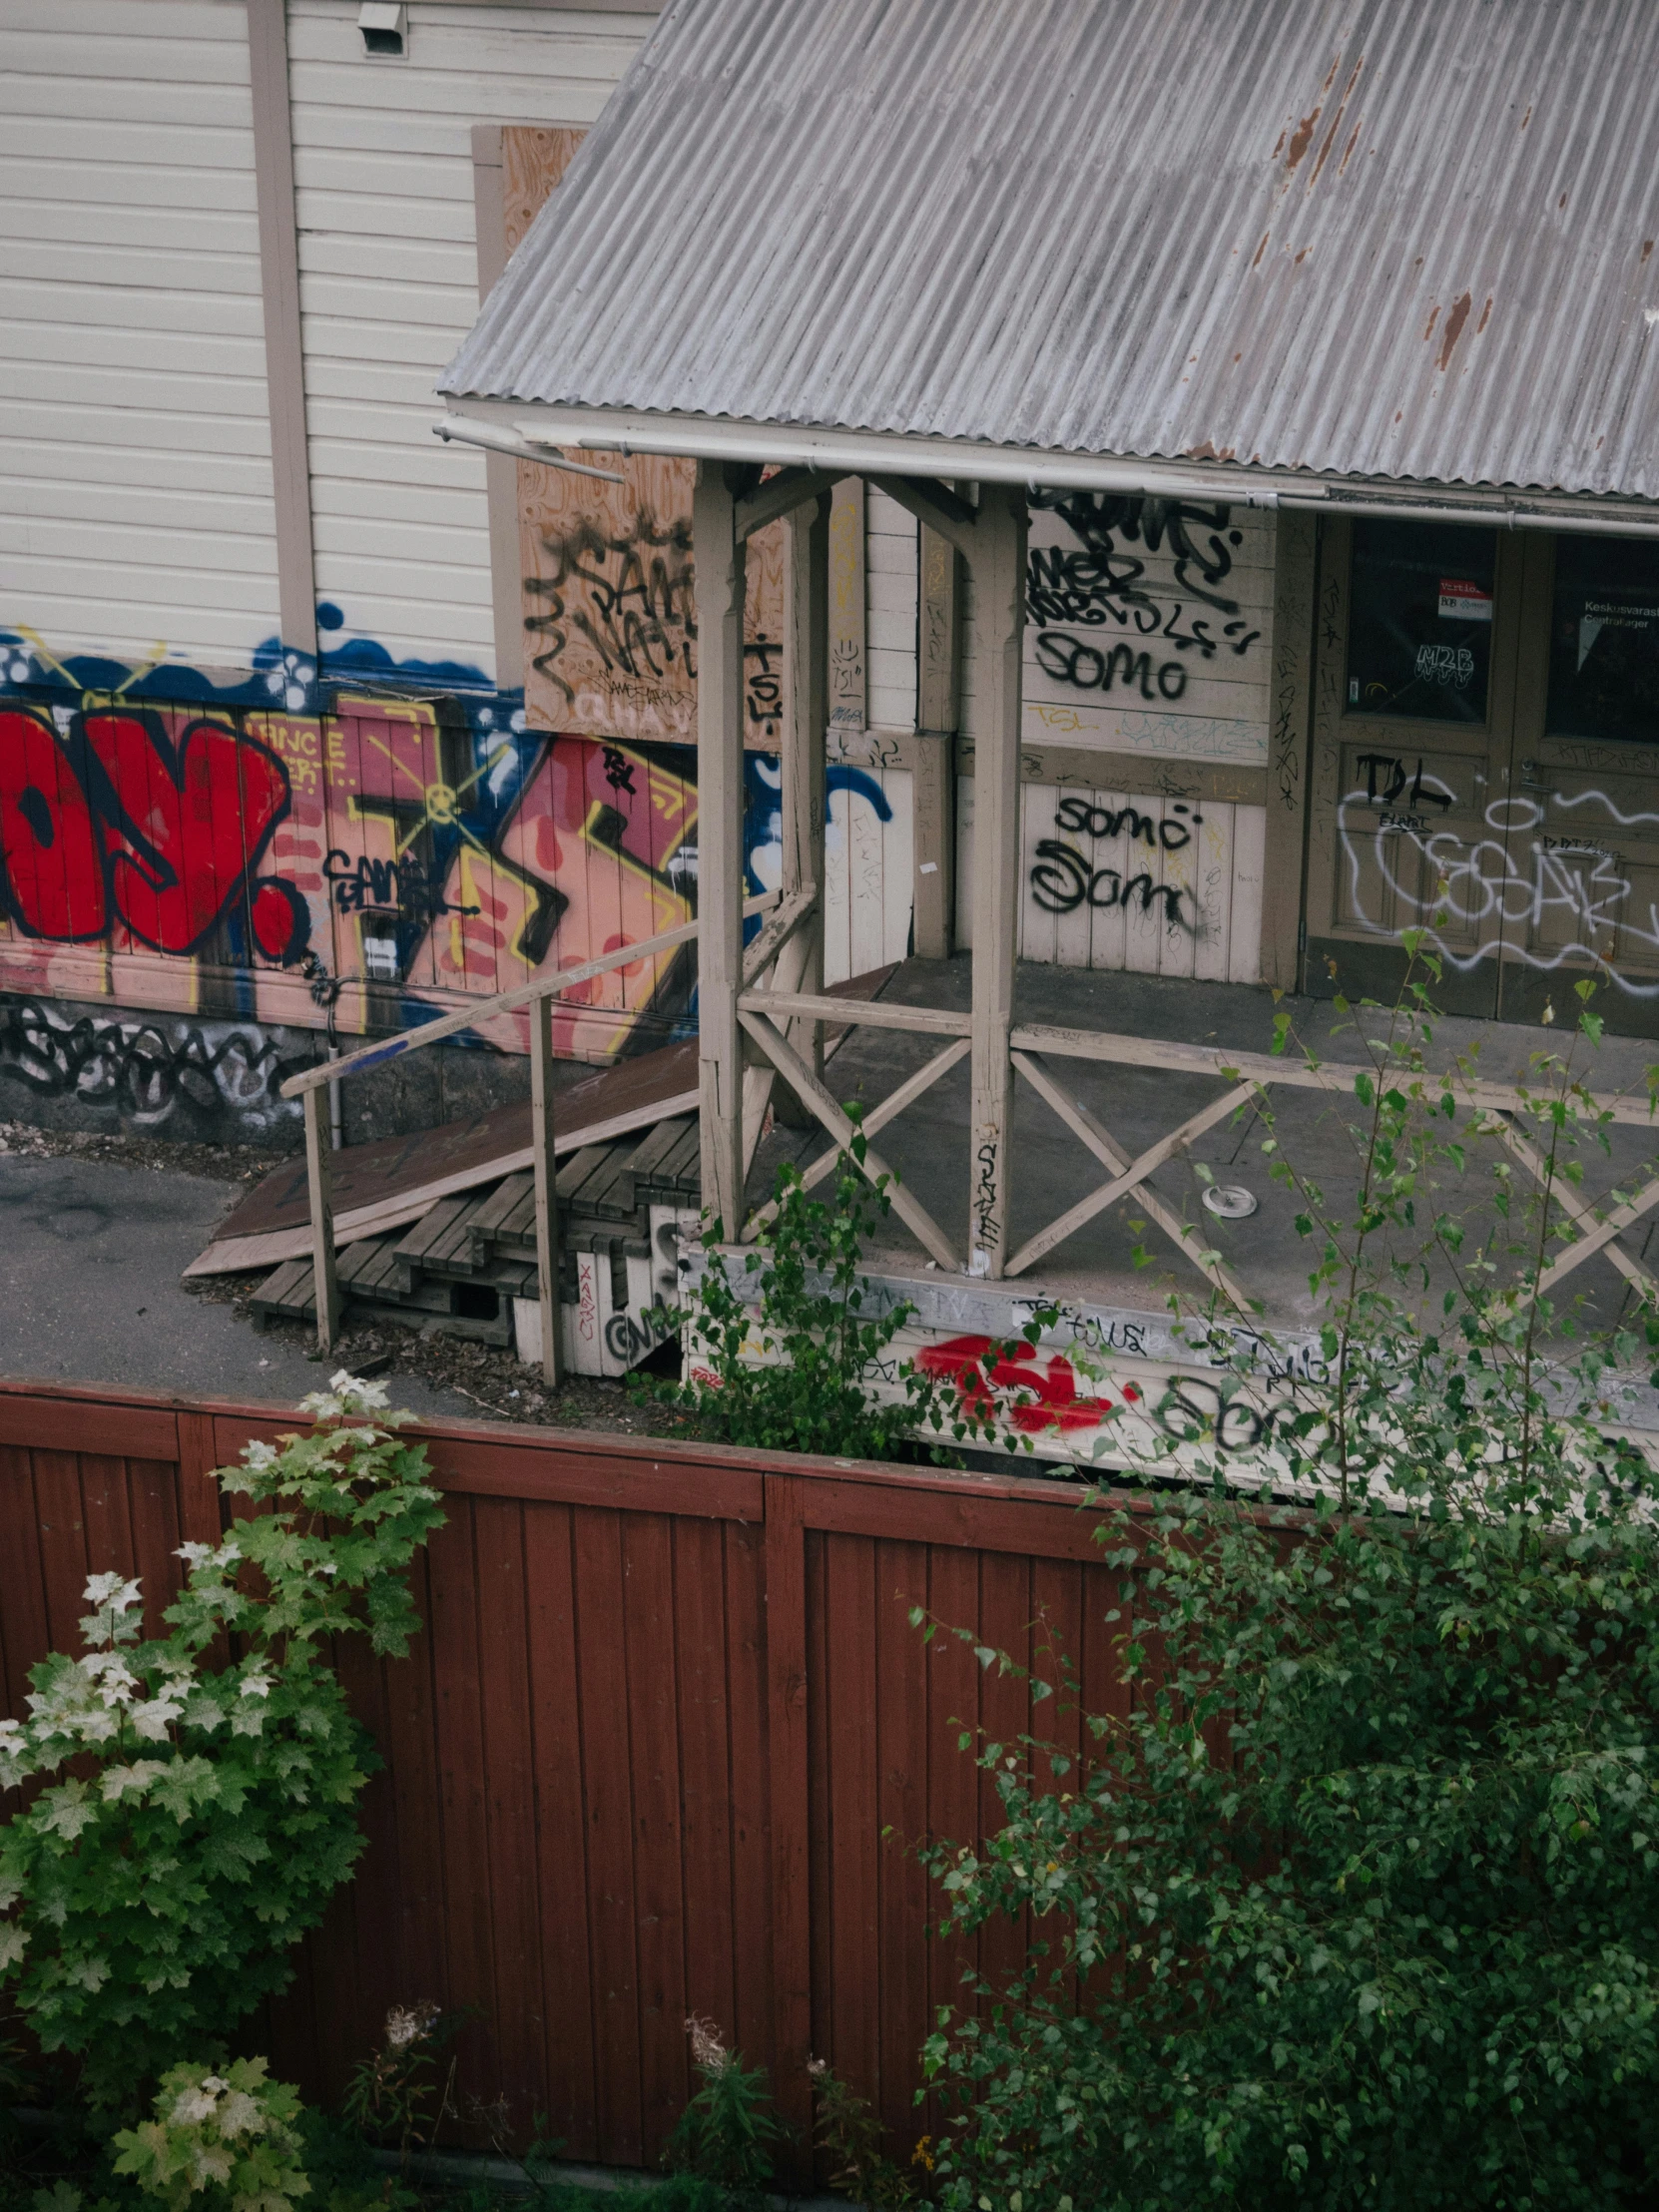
[
  {"x1": 1023, "y1": 493, "x2": 1274, "y2": 763},
  {"x1": 0, "y1": 672, "x2": 913, "y2": 1062},
  {"x1": 0, "y1": 995, "x2": 309, "y2": 1134},
  {"x1": 519, "y1": 454, "x2": 791, "y2": 748},
  {"x1": 1338, "y1": 758, "x2": 1659, "y2": 997}
]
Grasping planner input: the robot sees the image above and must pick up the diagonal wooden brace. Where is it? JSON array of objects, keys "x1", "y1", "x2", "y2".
[
  {"x1": 743, "y1": 1035, "x2": 971, "y2": 1240},
  {"x1": 1007, "y1": 1052, "x2": 1257, "y2": 1308},
  {"x1": 737, "y1": 1009, "x2": 963, "y2": 1271},
  {"x1": 1489, "y1": 1113, "x2": 1659, "y2": 1302}
]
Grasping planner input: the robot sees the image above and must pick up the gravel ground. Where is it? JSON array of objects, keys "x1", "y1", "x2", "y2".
[
  {"x1": 0, "y1": 1117, "x2": 285, "y2": 1186},
  {"x1": 183, "y1": 1262, "x2": 694, "y2": 1437}
]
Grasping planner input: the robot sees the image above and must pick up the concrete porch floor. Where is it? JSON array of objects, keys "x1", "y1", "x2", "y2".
[{"x1": 746, "y1": 955, "x2": 1659, "y2": 1349}]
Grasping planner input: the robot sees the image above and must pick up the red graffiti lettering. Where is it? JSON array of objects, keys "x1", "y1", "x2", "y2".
[
  {"x1": 84, "y1": 713, "x2": 290, "y2": 954},
  {"x1": 0, "y1": 707, "x2": 295, "y2": 958},
  {"x1": 912, "y1": 1334, "x2": 1122, "y2": 1434},
  {"x1": 0, "y1": 709, "x2": 107, "y2": 939}
]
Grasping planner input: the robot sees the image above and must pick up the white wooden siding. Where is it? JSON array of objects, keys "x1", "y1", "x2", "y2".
[
  {"x1": 824, "y1": 767, "x2": 914, "y2": 984},
  {"x1": 0, "y1": 0, "x2": 279, "y2": 671},
  {"x1": 865, "y1": 484, "x2": 916, "y2": 731},
  {"x1": 287, "y1": 1, "x2": 649, "y2": 679}
]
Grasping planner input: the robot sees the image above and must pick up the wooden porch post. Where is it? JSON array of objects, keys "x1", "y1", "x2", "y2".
[
  {"x1": 695, "y1": 460, "x2": 749, "y2": 1237},
  {"x1": 782, "y1": 489, "x2": 830, "y2": 1086},
  {"x1": 967, "y1": 481, "x2": 1028, "y2": 1276}
]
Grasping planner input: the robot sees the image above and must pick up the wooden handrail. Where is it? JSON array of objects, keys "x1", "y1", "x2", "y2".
[{"x1": 282, "y1": 887, "x2": 782, "y2": 1098}]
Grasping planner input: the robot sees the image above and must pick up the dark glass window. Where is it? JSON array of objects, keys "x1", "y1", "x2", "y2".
[
  {"x1": 1546, "y1": 535, "x2": 1659, "y2": 742},
  {"x1": 1346, "y1": 519, "x2": 1497, "y2": 723}
]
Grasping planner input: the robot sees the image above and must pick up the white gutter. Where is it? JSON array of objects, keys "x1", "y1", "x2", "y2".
[{"x1": 434, "y1": 399, "x2": 1659, "y2": 537}]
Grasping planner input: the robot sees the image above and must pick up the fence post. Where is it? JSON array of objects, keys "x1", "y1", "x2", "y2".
[
  {"x1": 530, "y1": 990, "x2": 561, "y2": 1386},
  {"x1": 303, "y1": 1084, "x2": 339, "y2": 1356}
]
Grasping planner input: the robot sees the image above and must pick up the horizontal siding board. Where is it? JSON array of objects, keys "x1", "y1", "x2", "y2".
[
  {"x1": 288, "y1": 1, "x2": 644, "y2": 680},
  {"x1": 0, "y1": 363, "x2": 269, "y2": 416},
  {"x1": 4, "y1": 201, "x2": 260, "y2": 255},
  {"x1": 1, "y1": 118, "x2": 259, "y2": 167},
  {"x1": 0, "y1": 240, "x2": 264, "y2": 295},
  {"x1": 3, "y1": 2, "x2": 249, "y2": 39},
  {"x1": 0, "y1": 0, "x2": 276, "y2": 669},
  {"x1": 3, "y1": 474, "x2": 282, "y2": 529},
  {"x1": 0, "y1": 158, "x2": 258, "y2": 214}
]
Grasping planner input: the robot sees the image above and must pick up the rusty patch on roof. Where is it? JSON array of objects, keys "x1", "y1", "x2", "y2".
[
  {"x1": 1644, "y1": 240, "x2": 1655, "y2": 263},
  {"x1": 1340, "y1": 123, "x2": 1362, "y2": 173},
  {"x1": 1252, "y1": 231, "x2": 1270, "y2": 269},
  {"x1": 1286, "y1": 105, "x2": 1323, "y2": 170},
  {"x1": 1438, "y1": 290, "x2": 1473, "y2": 369},
  {"x1": 1423, "y1": 303, "x2": 1440, "y2": 341},
  {"x1": 1476, "y1": 294, "x2": 1493, "y2": 333}
]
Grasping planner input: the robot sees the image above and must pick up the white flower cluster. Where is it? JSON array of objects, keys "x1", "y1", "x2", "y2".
[
  {"x1": 168, "y1": 2069, "x2": 265, "y2": 2142},
  {"x1": 0, "y1": 1571, "x2": 275, "y2": 1797},
  {"x1": 384, "y1": 1998, "x2": 441, "y2": 2050},
  {"x1": 686, "y1": 2013, "x2": 731, "y2": 2073},
  {"x1": 296, "y1": 1371, "x2": 394, "y2": 1424}
]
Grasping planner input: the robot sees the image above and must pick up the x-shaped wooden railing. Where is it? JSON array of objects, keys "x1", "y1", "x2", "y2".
[{"x1": 736, "y1": 995, "x2": 1659, "y2": 1309}]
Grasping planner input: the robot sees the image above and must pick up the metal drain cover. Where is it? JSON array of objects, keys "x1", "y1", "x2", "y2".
[{"x1": 1202, "y1": 1184, "x2": 1259, "y2": 1221}]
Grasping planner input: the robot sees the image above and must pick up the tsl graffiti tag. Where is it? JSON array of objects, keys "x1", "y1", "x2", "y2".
[{"x1": 0, "y1": 706, "x2": 307, "y2": 962}]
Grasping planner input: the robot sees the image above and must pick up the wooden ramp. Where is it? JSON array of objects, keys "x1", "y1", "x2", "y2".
[{"x1": 187, "y1": 968, "x2": 892, "y2": 1281}]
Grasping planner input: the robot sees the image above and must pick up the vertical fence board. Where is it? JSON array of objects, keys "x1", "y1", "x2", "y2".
[
  {"x1": 873, "y1": 1538, "x2": 930, "y2": 2152},
  {"x1": 522, "y1": 1500, "x2": 600, "y2": 2157},
  {"x1": 0, "y1": 1446, "x2": 50, "y2": 1716},
  {"x1": 622, "y1": 1512, "x2": 690, "y2": 2151},
  {"x1": 572, "y1": 1507, "x2": 646, "y2": 2166},
  {"x1": 670, "y1": 1514, "x2": 739, "y2": 2047},
  {"x1": 724, "y1": 1518, "x2": 775, "y2": 2071},
  {"x1": 425, "y1": 1498, "x2": 503, "y2": 2099},
  {"x1": 473, "y1": 1495, "x2": 549, "y2": 2135}
]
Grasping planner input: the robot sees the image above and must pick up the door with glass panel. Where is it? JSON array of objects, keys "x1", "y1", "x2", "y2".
[
  {"x1": 1496, "y1": 532, "x2": 1659, "y2": 1033},
  {"x1": 1305, "y1": 515, "x2": 1526, "y2": 1017}
]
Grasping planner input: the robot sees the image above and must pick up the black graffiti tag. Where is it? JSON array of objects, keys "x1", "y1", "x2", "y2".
[
  {"x1": 1029, "y1": 842, "x2": 1191, "y2": 928},
  {"x1": 1054, "y1": 793, "x2": 1201, "y2": 852},
  {"x1": 322, "y1": 849, "x2": 480, "y2": 925},
  {"x1": 1354, "y1": 755, "x2": 1453, "y2": 812},
  {"x1": 1027, "y1": 489, "x2": 1262, "y2": 659},
  {"x1": 0, "y1": 998, "x2": 305, "y2": 1121},
  {"x1": 1034, "y1": 633, "x2": 1190, "y2": 702}
]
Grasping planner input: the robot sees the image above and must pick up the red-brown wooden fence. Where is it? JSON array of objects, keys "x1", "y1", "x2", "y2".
[{"x1": 0, "y1": 1381, "x2": 1146, "y2": 2185}]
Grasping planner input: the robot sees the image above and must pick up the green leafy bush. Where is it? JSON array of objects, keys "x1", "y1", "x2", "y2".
[
  {"x1": 635, "y1": 1133, "x2": 981, "y2": 1464},
  {"x1": 0, "y1": 1375, "x2": 444, "y2": 2105},
  {"x1": 111, "y1": 2059, "x2": 307, "y2": 2212},
  {"x1": 917, "y1": 968, "x2": 1659, "y2": 2209}
]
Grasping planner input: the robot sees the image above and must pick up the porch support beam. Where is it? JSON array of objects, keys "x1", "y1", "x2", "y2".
[
  {"x1": 694, "y1": 460, "x2": 749, "y2": 1238},
  {"x1": 967, "y1": 482, "x2": 1027, "y2": 1276},
  {"x1": 866, "y1": 473, "x2": 978, "y2": 556},
  {"x1": 736, "y1": 466, "x2": 842, "y2": 541}
]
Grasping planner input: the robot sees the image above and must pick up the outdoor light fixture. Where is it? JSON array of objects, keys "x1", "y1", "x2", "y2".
[{"x1": 358, "y1": 2, "x2": 406, "y2": 58}]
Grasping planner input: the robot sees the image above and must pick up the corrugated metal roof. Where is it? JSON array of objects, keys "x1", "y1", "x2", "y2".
[{"x1": 440, "y1": 0, "x2": 1659, "y2": 502}]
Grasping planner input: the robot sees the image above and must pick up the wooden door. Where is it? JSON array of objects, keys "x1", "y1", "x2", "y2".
[{"x1": 1306, "y1": 516, "x2": 1527, "y2": 1014}]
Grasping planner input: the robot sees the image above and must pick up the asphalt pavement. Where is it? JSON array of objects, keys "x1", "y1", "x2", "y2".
[{"x1": 0, "y1": 1153, "x2": 477, "y2": 1418}]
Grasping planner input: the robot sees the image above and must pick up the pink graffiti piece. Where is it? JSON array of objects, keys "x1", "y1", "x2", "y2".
[
  {"x1": 912, "y1": 1335, "x2": 1124, "y2": 1434},
  {"x1": 0, "y1": 708, "x2": 107, "y2": 940},
  {"x1": 83, "y1": 713, "x2": 291, "y2": 955}
]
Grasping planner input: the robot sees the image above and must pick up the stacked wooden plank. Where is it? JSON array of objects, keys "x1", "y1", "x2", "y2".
[{"x1": 248, "y1": 1115, "x2": 702, "y2": 1374}]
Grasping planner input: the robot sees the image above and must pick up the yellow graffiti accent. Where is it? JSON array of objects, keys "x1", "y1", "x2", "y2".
[{"x1": 12, "y1": 625, "x2": 168, "y2": 708}]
